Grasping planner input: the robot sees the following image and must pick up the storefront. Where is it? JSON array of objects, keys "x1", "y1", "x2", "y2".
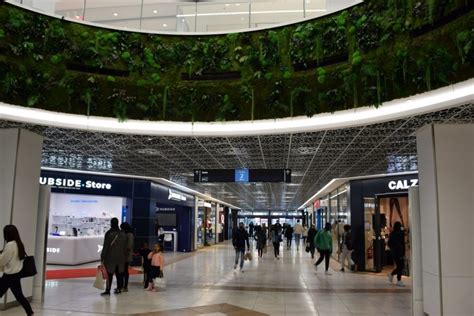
[
  {"x1": 41, "y1": 170, "x2": 196, "y2": 265},
  {"x1": 306, "y1": 172, "x2": 418, "y2": 273}
]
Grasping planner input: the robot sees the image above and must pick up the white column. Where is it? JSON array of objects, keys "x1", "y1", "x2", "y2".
[
  {"x1": 0, "y1": 129, "x2": 43, "y2": 310},
  {"x1": 33, "y1": 185, "x2": 51, "y2": 303},
  {"x1": 416, "y1": 124, "x2": 474, "y2": 316},
  {"x1": 409, "y1": 186, "x2": 423, "y2": 316}
]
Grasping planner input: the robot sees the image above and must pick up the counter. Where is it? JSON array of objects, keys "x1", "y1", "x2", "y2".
[{"x1": 47, "y1": 236, "x2": 104, "y2": 265}]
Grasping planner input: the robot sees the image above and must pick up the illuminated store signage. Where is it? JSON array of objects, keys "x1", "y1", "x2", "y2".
[
  {"x1": 47, "y1": 247, "x2": 61, "y2": 254},
  {"x1": 168, "y1": 189, "x2": 187, "y2": 201},
  {"x1": 388, "y1": 179, "x2": 418, "y2": 190},
  {"x1": 39, "y1": 177, "x2": 112, "y2": 190}
]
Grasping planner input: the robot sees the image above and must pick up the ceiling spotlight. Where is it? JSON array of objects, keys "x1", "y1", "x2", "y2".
[
  {"x1": 225, "y1": 3, "x2": 230, "y2": 6},
  {"x1": 163, "y1": 23, "x2": 167, "y2": 27},
  {"x1": 153, "y1": 10, "x2": 158, "y2": 14},
  {"x1": 235, "y1": 3, "x2": 240, "y2": 6},
  {"x1": 113, "y1": 12, "x2": 118, "y2": 16},
  {"x1": 75, "y1": 15, "x2": 81, "y2": 19}
]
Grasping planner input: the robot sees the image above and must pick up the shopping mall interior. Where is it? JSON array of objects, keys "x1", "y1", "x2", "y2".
[{"x1": 0, "y1": 0, "x2": 473, "y2": 315}]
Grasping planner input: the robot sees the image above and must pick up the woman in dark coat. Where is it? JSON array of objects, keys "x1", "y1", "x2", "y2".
[
  {"x1": 254, "y1": 226, "x2": 267, "y2": 258},
  {"x1": 388, "y1": 221, "x2": 406, "y2": 287},
  {"x1": 100, "y1": 218, "x2": 127, "y2": 295},
  {"x1": 307, "y1": 224, "x2": 317, "y2": 259}
]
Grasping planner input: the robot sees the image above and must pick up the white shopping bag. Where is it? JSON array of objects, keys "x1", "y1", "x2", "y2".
[
  {"x1": 153, "y1": 277, "x2": 167, "y2": 289},
  {"x1": 93, "y1": 269, "x2": 105, "y2": 290}
]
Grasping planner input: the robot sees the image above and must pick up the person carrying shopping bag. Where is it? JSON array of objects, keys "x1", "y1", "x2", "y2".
[
  {"x1": 0, "y1": 225, "x2": 34, "y2": 316},
  {"x1": 146, "y1": 243, "x2": 165, "y2": 291}
]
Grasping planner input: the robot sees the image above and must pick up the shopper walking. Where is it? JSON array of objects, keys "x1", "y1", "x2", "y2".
[
  {"x1": 388, "y1": 221, "x2": 406, "y2": 286},
  {"x1": 0, "y1": 225, "x2": 34, "y2": 316},
  {"x1": 146, "y1": 243, "x2": 164, "y2": 291},
  {"x1": 232, "y1": 222, "x2": 250, "y2": 272},
  {"x1": 294, "y1": 220, "x2": 304, "y2": 251},
  {"x1": 248, "y1": 222, "x2": 254, "y2": 238},
  {"x1": 120, "y1": 222, "x2": 134, "y2": 292},
  {"x1": 100, "y1": 218, "x2": 127, "y2": 295},
  {"x1": 307, "y1": 224, "x2": 317, "y2": 259},
  {"x1": 302, "y1": 224, "x2": 308, "y2": 245},
  {"x1": 138, "y1": 242, "x2": 152, "y2": 289},
  {"x1": 285, "y1": 225, "x2": 294, "y2": 249},
  {"x1": 314, "y1": 223, "x2": 333, "y2": 275},
  {"x1": 254, "y1": 226, "x2": 267, "y2": 258},
  {"x1": 340, "y1": 224, "x2": 355, "y2": 272},
  {"x1": 271, "y1": 225, "x2": 282, "y2": 259}
]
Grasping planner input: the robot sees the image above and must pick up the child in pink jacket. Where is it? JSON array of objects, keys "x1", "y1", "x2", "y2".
[{"x1": 146, "y1": 243, "x2": 164, "y2": 291}]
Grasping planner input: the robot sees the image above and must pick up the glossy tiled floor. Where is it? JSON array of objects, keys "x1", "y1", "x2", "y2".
[{"x1": 3, "y1": 242, "x2": 412, "y2": 316}]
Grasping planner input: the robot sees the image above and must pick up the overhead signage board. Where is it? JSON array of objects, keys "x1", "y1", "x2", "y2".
[
  {"x1": 235, "y1": 168, "x2": 249, "y2": 183},
  {"x1": 194, "y1": 169, "x2": 291, "y2": 183}
]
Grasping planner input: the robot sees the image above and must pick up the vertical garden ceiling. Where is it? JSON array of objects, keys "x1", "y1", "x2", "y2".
[{"x1": 0, "y1": 0, "x2": 473, "y2": 122}]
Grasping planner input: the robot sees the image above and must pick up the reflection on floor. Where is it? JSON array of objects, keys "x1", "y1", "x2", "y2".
[{"x1": 3, "y1": 242, "x2": 412, "y2": 316}]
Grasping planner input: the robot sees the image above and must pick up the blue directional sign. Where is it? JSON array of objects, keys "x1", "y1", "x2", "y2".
[{"x1": 235, "y1": 168, "x2": 249, "y2": 183}]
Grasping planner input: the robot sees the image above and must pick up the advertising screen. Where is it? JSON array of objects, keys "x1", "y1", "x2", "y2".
[{"x1": 48, "y1": 193, "x2": 125, "y2": 237}]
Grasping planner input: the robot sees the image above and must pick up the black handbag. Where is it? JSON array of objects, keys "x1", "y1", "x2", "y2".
[{"x1": 20, "y1": 255, "x2": 37, "y2": 278}]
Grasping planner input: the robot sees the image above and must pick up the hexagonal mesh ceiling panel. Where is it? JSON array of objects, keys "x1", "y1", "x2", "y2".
[{"x1": 1, "y1": 103, "x2": 473, "y2": 210}]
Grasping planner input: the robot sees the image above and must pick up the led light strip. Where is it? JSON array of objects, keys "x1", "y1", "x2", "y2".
[
  {"x1": 0, "y1": 79, "x2": 472, "y2": 136},
  {"x1": 176, "y1": 9, "x2": 326, "y2": 18}
]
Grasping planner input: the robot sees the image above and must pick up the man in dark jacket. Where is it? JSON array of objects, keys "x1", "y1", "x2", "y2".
[
  {"x1": 307, "y1": 225, "x2": 317, "y2": 259},
  {"x1": 388, "y1": 221, "x2": 406, "y2": 286},
  {"x1": 101, "y1": 218, "x2": 127, "y2": 295},
  {"x1": 232, "y1": 222, "x2": 250, "y2": 272}
]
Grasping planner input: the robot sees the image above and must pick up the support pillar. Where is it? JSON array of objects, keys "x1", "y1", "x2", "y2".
[
  {"x1": 416, "y1": 124, "x2": 474, "y2": 316},
  {"x1": 0, "y1": 129, "x2": 43, "y2": 310}
]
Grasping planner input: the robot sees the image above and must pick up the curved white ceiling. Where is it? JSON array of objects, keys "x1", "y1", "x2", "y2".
[
  {"x1": 7, "y1": 0, "x2": 362, "y2": 34},
  {"x1": 0, "y1": 79, "x2": 472, "y2": 136}
]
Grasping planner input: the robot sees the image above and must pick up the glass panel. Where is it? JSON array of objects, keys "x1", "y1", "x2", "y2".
[
  {"x1": 304, "y1": 0, "x2": 326, "y2": 18},
  {"x1": 85, "y1": 0, "x2": 142, "y2": 30},
  {"x1": 379, "y1": 196, "x2": 410, "y2": 275},
  {"x1": 197, "y1": 206, "x2": 205, "y2": 248},
  {"x1": 196, "y1": 1, "x2": 249, "y2": 33},
  {"x1": 141, "y1": 1, "x2": 186, "y2": 32},
  {"x1": 55, "y1": 0, "x2": 86, "y2": 21},
  {"x1": 364, "y1": 197, "x2": 375, "y2": 271},
  {"x1": 251, "y1": 0, "x2": 303, "y2": 28}
]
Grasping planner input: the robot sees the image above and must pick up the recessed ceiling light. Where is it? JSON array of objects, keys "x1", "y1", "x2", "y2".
[
  {"x1": 163, "y1": 23, "x2": 167, "y2": 27},
  {"x1": 153, "y1": 10, "x2": 158, "y2": 14},
  {"x1": 225, "y1": 3, "x2": 230, "y2": 6},
  {"x1": 113, "y1": 12, "x2": 118, "y2": 16}
]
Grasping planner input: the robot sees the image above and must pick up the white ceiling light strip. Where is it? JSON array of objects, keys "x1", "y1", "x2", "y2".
[{"x1": 0, "y1": 79, "x2": 472, "y2": 136}]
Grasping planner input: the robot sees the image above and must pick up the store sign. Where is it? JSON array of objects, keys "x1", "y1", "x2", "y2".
[
  {"x1": 39, "y1": 177, "x2": 112, "y2": 190},
  {"x1": 168, "y1": 189, "x2": 187, "y2": 201},
  {"x1": 388, "y1": 179, "x2": 418, "y2": 190},
  {"x1": 47, "y1": 247, "x2": 61, "y2": 254}
]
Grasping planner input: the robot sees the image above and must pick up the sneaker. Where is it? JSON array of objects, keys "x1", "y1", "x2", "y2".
[
  {"x1": 240, "y1": 269, "x2": 244, "y2": 273},
  {"x1": 396, "y1": 281, "x2": 405, "y2": 287},
  {"x1": 113, "y1": 289, "x2": 121, "y2": 294},
  {"x1": 388, "y1": 273, "x2": 394, "y2": 283},
  {"x1": 122, "y1": 287, "x2": 128, "y2": 292},
  {"x1": 100, "y1": 291, "x2": 110, "y2": 296},
  {"x1": 340, "y1": 268, "x2": 345, "y2": 272},
  {"x1": 234, "y1": 265, "x2": 237, "y2": 269},
  {"x1": 325, "y1": 271, "x2": 332, "y2": 275}
]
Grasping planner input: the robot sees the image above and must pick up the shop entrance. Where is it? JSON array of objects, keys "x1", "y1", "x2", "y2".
[{"x1": 364, "y1": 194, "x2": 410, "y2": 273}]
